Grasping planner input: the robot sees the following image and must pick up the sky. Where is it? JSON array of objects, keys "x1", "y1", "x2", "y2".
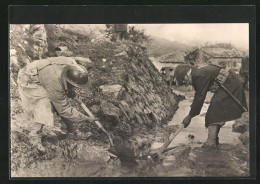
[{"x1": 130, "y1": 24, "x2": 249, "y2": 49}]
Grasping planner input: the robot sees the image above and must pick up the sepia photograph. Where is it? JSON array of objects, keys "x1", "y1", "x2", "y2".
[{"x1": 9, "y1": 23, "x2": 250, "y2": 177}]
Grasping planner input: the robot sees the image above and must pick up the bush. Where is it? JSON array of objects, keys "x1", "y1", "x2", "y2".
[
  {"x1": 104, "y1": 25, "x2": 151, "y2": 45},
  {"x1": 125, "y1": 26, "x2": 151, "y2": 44}
]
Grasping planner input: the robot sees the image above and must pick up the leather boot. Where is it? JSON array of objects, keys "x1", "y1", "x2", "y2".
[
  {"x1": 29, "y1": 132, "x2": 46, "y2": 153},
  {"x1": 202, "y1": 125, "x2": 218, "y2": 149},
  {"x1": 216, "y1": 125, "x2": 221, "y2": 147}
]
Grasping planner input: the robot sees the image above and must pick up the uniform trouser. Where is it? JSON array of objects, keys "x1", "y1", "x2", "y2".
[
  {"x1": 60, "y1": 116, "x2": 76, "y2": 133},
  {"x1": 18, "y1": 67, "x2": 55, "y2": 127},
  {"x1": 205, "y1": 122, "x2": 226, "y2": 146},
  {"x1": 116, "y1": 31, "x2": 126, "y2": 41}
]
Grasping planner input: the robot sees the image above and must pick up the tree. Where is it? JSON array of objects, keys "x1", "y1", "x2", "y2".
[{"x1": 125, "y1": 26, "x2": 151, "y2": 44}]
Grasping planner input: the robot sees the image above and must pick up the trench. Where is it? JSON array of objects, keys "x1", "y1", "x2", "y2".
[{"x1": 12, "y1": 88, "x2": 249, "y2": 177}]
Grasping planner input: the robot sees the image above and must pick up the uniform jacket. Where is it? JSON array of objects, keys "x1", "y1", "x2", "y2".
[
  {"x1": 189, "y1": 65, "x2": 248, "y2": 127},
  {"x1": 36, "y1": 57, "x2": 89, "y2": 123},
  {"x1": 114, "y1": 24, "x2": 128, "y2": 32}
]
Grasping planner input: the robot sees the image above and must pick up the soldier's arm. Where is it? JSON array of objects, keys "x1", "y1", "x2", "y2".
[
  {"x1": 44, "y1": 80, "x2": 89, "y2": 123},
  {"x1": 189, "y1": 75, "x2": 211, "y2": 118}
]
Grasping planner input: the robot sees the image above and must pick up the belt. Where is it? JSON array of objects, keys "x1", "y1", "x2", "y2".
[{"x1": 209, "y1": 67, "x2": 230, "y2": 93}]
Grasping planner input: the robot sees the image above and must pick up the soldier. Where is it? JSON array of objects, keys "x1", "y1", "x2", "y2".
[
  {"x1": 114, "y1": 24, "x2": 128, "y2": 42},
  {"x1": 174, "y1": 64, "x2": 248, "y2": 149},
  {"x1": 29, "y1": 24, "x2": 48, "y2": 59},
  {"x1": 17, "y1": 56, "x2": 98, "y2": 152}
]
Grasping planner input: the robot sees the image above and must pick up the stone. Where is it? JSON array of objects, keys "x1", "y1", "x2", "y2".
[
  {"x1": 135, "y1": 113, "x2": 143, "y2": 124},
  {"x1": 114, "y1": 51, "x2": 128, "y2": 58},
  {"x1": 124, "y1": 93, "x2": 135, "y2": 104},
  {"x1": 10, "y1": 56, "x2": 18, "y2": 65},
  {"x1": 120, "y1": 100, "x2": 130, "y2": 111},
  {"x1": 128, "y1": 107, "x2": 136, "y2": 119},
  {"x1": 73, "y1": 57, "x2": 92, "y2": 64},
  {"x1": 100, "y1": 101, "x2": 120, "y2": 117},
  {"x1": 10, "y1": 49, "x2": 17, "y2": 56},
  {"x1": 239, "y1": 131, "x2": 249, "y2": 146},
  {"x1": 232, "y1": 121, "x2": 248, "y2": 133},
  {"x1": 134, "y1": 104, "x2": 143, "y2": 113},
  {"x1": 89, "y1": 105, "x2": 100, "y2": 114},
  {"x1": 115, "y1": 44, "x2": 128, "y2": 53},
  {"x1": 188, "y1": 134, "x2": 195, "y2": 139},
  {"x1": 100, "y1": 84, "x2": 124, "y2": 98},
  {"x1": 162, "y1": 155, "x2": 176, "y2": 167}
]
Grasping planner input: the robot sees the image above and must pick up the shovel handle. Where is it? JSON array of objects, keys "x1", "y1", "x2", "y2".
[
  {"x1": 76, "y1": 98, "x2": 114, "y2": 146},
  {"x1": 161, "y1": 124, "x2": 184, "y2": 150}
]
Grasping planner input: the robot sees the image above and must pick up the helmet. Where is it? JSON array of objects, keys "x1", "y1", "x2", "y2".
[
  {"x1": 62, "y1": 65, "x2": 88, "y2": 88},
  {"x1": 174, "y1": 64, "x2": 194, "y2": 85}
]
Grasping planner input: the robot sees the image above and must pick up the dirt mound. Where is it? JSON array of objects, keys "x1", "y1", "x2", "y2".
[
  {"x1": 74, "y1": 41, "x2": 180, "y2": 140},
  {"x1": 42, "y1": 25, "x2": 181, "y2": 141}
]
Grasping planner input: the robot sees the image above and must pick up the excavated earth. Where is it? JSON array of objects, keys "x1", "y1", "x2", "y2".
[{"x1": 10, "y1": 24, "x2": 250, "y2": 177}]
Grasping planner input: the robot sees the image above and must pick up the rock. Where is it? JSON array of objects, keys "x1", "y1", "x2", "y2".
[
  {"x1": 232, "y1": 121, "x2": 248, "y2": 133},
  {"x1": 10, "y1": 56, "x2": 18, "y2": 65},
  {"x1": 162, "y1": 155, "x2": 176, "y2": 166},
  {"x1": 134, "y1": 104, "x2": 143, "y2": 113},
  {"x1": 73, "y1": 57, "x2": 92, "y2": 64},
  {"x1": 100, "y1": 84, "x2": 124, "y2": 98},
  {"x1": 239, "y1": 131, "x2": 249, "y2": 146},
  {"x1": 124, "y1": 93, "x2": 135, "y2": 104},
  {"x1": 100, "y1": 101, "x2": 120, "y2": 117},
  {"x1": 135, "y1": 113, "x2": 143, "y2": 124},
  {"x1": 120, "y1": 100, "x2": 130, "y2": 111},
  {"x1": 165, "y1": 144, "x2": 191, "y2": 159},
  {"x1": 10, "y1": 49, "x2": 17, "y2": 56},
  {"x1": 115, "y1": 44, "x2": 128, "y2": 53},
  {"x1": 114, "y1": 51, "x2": 128, "y2": 58},
  {"x1": 55, "y1": 46, "x2": 73, "y2": 57},
  {"x1": 89, "y1": 105, "x2": 100, "y2": 114},
  {"x1": 188, "y1": 134, "x2": 195, "y2": 139}
]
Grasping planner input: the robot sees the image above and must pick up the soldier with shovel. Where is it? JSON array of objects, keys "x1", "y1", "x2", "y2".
[
  {"x1": 17, "y1": 56, "x2": 98, "y2": 152},
  {"x1": 173, "y1": 64, "x2": 248, "y2": 149}
]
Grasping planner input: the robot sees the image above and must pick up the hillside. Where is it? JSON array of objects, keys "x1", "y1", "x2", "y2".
[{"x1": 147, "y1": 36, "x2": 192, "y2": 57}]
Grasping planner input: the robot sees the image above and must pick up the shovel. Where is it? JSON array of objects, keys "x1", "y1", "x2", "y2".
[
  {"x1": 149, "y1": 124, "x2": 184, "y2": 159},
  {"x1": 75, "y1": 98, "x2": 138, "y2": 165},
  {"x1": 75, "y1": 98, "x2": 114, "y2": 147}
]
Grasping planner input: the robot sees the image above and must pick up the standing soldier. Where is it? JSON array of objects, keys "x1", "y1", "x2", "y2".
[
  {"x1": 114, "y1": 24, "x2": 128, "y2": 42},
  {"x1": 174, "y1": 64, "x2": 248, "y2": 149},
  {"x1": 29, "y1": 24, "x2": 48, "y2": 60},
  {"x1": 17, "y1": 56, "x2": 98, "y2": 152}
]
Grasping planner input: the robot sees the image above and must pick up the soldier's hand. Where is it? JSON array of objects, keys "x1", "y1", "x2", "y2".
[
  {"x1": 86, "y1": 117, "x2": 99, "y2": 122},
  {"x1": 182, "y1": 115, "x2": 192, "y2": 128}
]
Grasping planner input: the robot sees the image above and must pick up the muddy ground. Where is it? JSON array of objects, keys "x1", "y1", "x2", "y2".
[{"x1": 11, "y1": 86, "x2": 249, "y2": 177}]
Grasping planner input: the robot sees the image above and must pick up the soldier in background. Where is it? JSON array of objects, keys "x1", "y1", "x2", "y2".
[
  {"x1": 114, "y1": 24, "x2": 128, "y2": 42},
  {"x1": 29, "y1": 24, "x2": 48, "y2": 59}
]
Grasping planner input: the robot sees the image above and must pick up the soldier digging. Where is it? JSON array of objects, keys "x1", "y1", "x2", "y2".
[
  {"x1": 174, "y1": 64, "x2": 248, "y2": 149},
  {"x1": 17, "y1": 56, "x2": 98, "y2": 152}
]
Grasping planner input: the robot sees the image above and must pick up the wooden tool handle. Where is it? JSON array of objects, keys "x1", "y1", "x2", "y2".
[
  {"x1": 76, "y1": 98, "x2": 114, "y2": 146},
  {"x1": 161, "y1": 124, "x2": 184, "y2": 150}
]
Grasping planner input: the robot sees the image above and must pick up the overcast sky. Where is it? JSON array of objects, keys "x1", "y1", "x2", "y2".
[{"x1": 130, "y1": 24, "x2": 249, "y2": 49}]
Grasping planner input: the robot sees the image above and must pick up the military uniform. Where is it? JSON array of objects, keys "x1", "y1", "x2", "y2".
[
  {"x1": 114, "y1": 24, "x2": 128, "y2": 42},
  {"x1": 18, "y1": 56, "x2": 90, "y2": 151},
  {"x1": 189, "y1": 64, "x2": 248, "y2": 127},
  {"x1": 18, "y1": 56, "x2": 89, "y2": 126}
]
